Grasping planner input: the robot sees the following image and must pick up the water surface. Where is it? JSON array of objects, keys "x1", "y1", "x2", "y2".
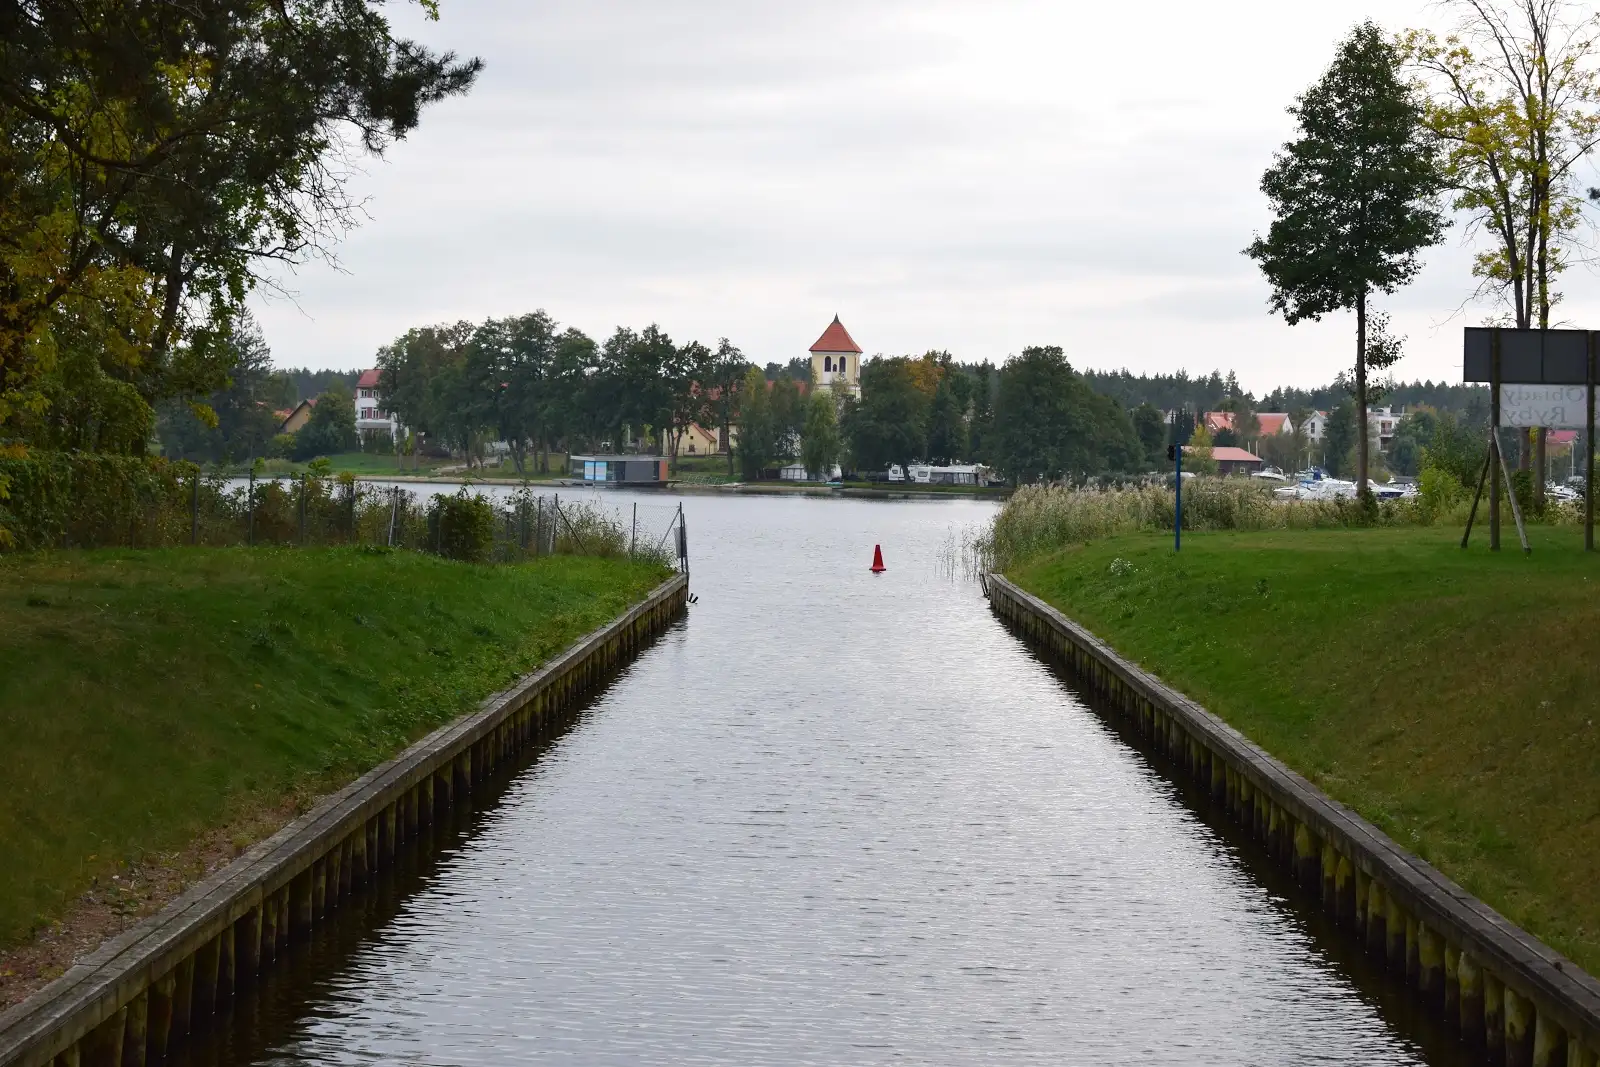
[{"x1": 179, "y1": 493, "x2": 1465, "y2": 1066}]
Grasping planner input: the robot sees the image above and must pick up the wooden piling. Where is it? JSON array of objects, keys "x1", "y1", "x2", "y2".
[
  {"x1": 79, "y1": 1006, "x2": 124, "y2": 1067},
  {"x1": 1485, "y1": 970, "x2": 1506, "y2": 1061},
  {"x1": 1505, "y1": 985, "x2": 1534, "y2": 1067},
  {"x1": 1532, "y1": 1011, "x2": 1566, "y2": 1067},
  {"x1": 191, "y1": 936, "x2": 220, "y2": 1019},
  {"x1": 120, "y1": 991, "x2": 147, "y2": 1067},
  {"x1": 147, "y1": 972, "x2": 175, "y2": 1061},
  {"x1": 1460, "y1": 950, "x2": 1484, "y2": 1048},
  {"x1": 171, "y1": 954, "x2": 195, "y2": 1041},
  {"x1": 236, "y1": 906, "x2": 262, "y2": 986}
]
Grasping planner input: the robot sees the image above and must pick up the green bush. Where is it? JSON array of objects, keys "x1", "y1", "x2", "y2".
[{"x1": 427, "y1": 490, "x2": 497, "y2": 562}]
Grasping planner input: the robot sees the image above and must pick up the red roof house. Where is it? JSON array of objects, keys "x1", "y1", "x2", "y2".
[
  {"x1": 1187, "y1": 444, "x2": 1264, "y2": 476},
  {"x1": 357, "y1": 368, "x2": 381, "y2": 389}
]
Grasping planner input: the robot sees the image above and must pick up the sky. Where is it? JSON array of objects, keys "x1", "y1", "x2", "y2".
[{"x1": 248, "y1": 0, "x2": 1600, "y2": 395}]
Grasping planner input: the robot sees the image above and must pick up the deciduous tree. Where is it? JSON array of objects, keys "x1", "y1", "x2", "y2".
[{"x1": 1246, "y1": 21, "x2": 1445, "y2": 494}]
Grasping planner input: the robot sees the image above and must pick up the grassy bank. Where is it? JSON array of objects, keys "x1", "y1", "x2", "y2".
[
  {"x1": 0, "y1": 547, "x2": 668, "y2": 948},
  {"x1": 1010, "y1": 526, "x2": 1600, "y2": 972}
]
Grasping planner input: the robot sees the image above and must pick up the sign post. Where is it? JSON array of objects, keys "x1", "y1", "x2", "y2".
[
  {"x1": 1590, "y1": 332, "x2": 1596, "y2": 553},
  {"x1": 1168, "y1": 443, "x2": 1182, "y2": 553},
  {"x1": 1490, "y1": 329, "x2": 1501, "y2": 552}
]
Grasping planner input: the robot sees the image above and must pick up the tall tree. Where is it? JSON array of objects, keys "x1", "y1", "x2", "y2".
[
  {"x1": 702, "y1": 338, "x2": 749, "y2": 475},
  {"x1": 1132, "y1": 402, "x2": 1167, "y2": 468},
  {"x1": 735, "y1": 365, "x2": 775, "y2": 479},
  {"x1": 925, "y1": 374, "x2": 967, "y2": 462},
  {"x1": 0, "y1": 0, "x2": 480, "y2": 432},
  {"x1": 843, "y1": 357, "x2": 928, "y2": 473},
  {"x1": 1245, "y1": 21, "x2": 1445, "y2": 494},
  {"x1": 1405, "y1": 0, "x2": 1600, "y2": 499},
  {"x1": 990, "y1": 346, "x2": 1139, "y2": 484},
  {"x1": 801, "y1": 389, "x2": 842, "y2": 480}
]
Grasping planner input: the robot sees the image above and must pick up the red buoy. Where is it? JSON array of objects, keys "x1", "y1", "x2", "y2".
[{"x1": 870, "y1": 544, "x2": 886, "y2": 573}]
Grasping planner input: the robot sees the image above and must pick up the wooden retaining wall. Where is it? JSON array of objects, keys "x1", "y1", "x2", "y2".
[
  {"x1": 0, "y1": 573, "x2": 689, "y2": 1067},
  {"x1": 987, "y1": 574, "x2": 1600, "y2": 1067}
]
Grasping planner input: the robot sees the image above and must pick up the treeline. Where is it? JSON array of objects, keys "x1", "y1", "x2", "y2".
[{"x1": 1085, "y1": 368, "x2": 1490, "y2": 418}]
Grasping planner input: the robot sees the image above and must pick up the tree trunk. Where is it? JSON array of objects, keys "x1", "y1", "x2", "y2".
[{"x1": 1356, "y1": 289, "x2": 1369, "y2": 495}]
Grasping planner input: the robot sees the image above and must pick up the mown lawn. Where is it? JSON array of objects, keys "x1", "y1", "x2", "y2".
[
  {"x1": 0, "y1": 546, "x2": 668, "y2": 946},
  {"x1": 1011, "y1": 525, "x2": 1600, "y2": 972}
]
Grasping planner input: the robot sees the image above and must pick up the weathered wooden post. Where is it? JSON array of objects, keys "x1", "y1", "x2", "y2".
[{"x1": 1491, "y1": 328, "x2": 1502, "y2": 551}]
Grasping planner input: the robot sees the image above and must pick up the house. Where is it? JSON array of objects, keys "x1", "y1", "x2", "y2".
[
  {"x1": 355, "y1": 369, "x2": 401, "y2": 443},
  {"x1": 1203, "y1": 411, "x2": 1295, "y2": 439},
  {"x1": 1368, "y1": 406, "x2": 1406, "y2": 453},
  {"x1": 278, "y1": 398, "x2": 316, "y2": 434},
  {"x1": 673, "y1": 423, "x2": 722, "y2": 458},
  {"x1": 809, "y1": 315, "x2": 862, "y2": 396},
  {"x1": 1188, "y1": 444, "x2": 1264, "y2": 476},
  {"x1": 1302, "y1": 411, "x2": 1328, "y2": 442}
]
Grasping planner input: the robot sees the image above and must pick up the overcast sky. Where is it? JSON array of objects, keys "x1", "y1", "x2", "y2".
[{"x1": 248, "y1": 0, "x2": 1600, "y2": 394}]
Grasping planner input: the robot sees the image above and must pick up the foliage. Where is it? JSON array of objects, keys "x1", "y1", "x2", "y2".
[
  {"x1": 990, "y1": 346, "x2": 1141, "y2": 484},
  {"x1": 0, "y1": 0, "x2": 480, "y2": 439},
  {"x1": 1404, "y1": 1, "x2": 1600, "y2": 330},
  {"x1": 1323, "y1": 400, "x2": 1358, "y2": 476},
  {"x1": 844, "y1": 357, "x2": 928, "y2": 472},
  {"x1": 427, "y1": 490, "x2": 497, "y2": 562},
  {"x1": 980, "y1": 480, "x2": 1385, "y2": 571},
  {"x1": 1185, "y1": 422, "x2": 1219, "y2": 475},
  {"x1": 1132, "y1": 403, "x2": 1167, "y2": 468},
  {"x1": 736, "y1": 366, "x2": 776, "y2": 479},
  {"x1": 157, "y1": 314, "x2": 280, "y2": 463},
  {"x1": 925, "y1": 374, "x2": 967, "y2": 463},
  {"x1": 801, "y1": 389, "x2": 842, "y2": 479},
  {"x1": 293, "y1": 383, "x2": 359, "y2": 460},
  {"x1": 1245, "y1": 21, "x2": 1445, "y2": 490}
]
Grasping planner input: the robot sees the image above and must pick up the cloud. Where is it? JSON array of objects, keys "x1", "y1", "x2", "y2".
[{"x1": 249, "y1": 0, "x2": 1594, "y2": 392}]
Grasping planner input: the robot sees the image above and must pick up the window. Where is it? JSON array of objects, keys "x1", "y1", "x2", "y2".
[
  {"x1": 838, "y1": 356, "x2": 847, "y2": 375},
  {"x1": 824, "y1": 356, "x2": 833, "y2": 372}
]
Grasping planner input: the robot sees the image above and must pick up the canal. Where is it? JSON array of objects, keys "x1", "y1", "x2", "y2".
[{"x1": 174, "y1": 491, "x2": 1467, "y2": 1065}]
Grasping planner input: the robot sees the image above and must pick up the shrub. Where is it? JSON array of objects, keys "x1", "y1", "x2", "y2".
[{"x1": 427, "y1": 490, "x2": 497, "y2": 562}]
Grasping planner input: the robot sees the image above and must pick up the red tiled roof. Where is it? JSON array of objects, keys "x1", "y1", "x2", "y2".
[
  {"x1": 809, "y1": 315, "x2": 861, "y2": 354},
  {"x1": 1256, "y1": 413, "x2": 1290, "y2": 435},
  {"x1": 1203, "y1": 411, "x2": 1234, "y2": 432},
  {"x1": 357, "y1": 368, "x2": 381, "y2": 388},
  {"x1": 1210, "y1": 446, "x2": 1263, "y2": 462},
  {"x1": 1549, "y1": 430, "x2": 1579, "y2": 446}
]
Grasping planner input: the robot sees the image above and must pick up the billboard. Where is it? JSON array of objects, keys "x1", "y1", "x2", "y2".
[
  {"x1": 1463, "y1": 327, "x2": 1591, "y2": 384},
  {"x1": 1499, "y1": 385, "x2": 1598, "y2": 428}
]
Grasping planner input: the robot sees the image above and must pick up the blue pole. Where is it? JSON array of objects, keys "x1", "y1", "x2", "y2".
[{"x1": 1175, "y1": 445, "x2": 1182, "y2": 553}]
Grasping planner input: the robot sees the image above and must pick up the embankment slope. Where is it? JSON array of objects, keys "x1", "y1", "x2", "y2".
[{"x1": 1011, "y1": 526, "x2": 1600, "y2": 972}]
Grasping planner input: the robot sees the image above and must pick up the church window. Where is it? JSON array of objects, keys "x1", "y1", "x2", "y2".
[
  {"x1": 838, "y1": 357, "x2": 847, "y2": 375},
  {"x1": 824, "y1": 356, "x2": 833, "y2": 372}
]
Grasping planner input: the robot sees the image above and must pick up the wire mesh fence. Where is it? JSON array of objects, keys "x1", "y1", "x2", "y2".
[{"x1": 3, "y1": 462, "x2": 687, "y2": 570}]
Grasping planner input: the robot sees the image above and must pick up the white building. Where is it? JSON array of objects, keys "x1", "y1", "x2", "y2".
[
  {"x1": 1302, "y1": 410, "x2": 1328, "y2": 442},
  {"x1": 355, "y1": 369, "x2": 401, "y2": 443},
  {"x1": 809, "y1": 315, "x2": 862, "y2": 396}
]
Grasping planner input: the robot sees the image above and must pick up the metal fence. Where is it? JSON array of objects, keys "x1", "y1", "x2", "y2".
[{"x1": 7, "y1": 466, "x2": 687, "y2": 570}]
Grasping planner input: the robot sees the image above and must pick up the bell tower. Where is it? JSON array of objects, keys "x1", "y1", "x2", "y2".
[{"x1": 808, "y1": 315, "x2": 862, "y2": 396}]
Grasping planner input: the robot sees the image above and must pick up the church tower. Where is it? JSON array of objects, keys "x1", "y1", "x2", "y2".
[{"x1": 809, "y1": 315, "x2": 862, "y2": 396}]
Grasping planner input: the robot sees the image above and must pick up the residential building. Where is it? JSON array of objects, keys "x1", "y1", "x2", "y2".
[
  {"x1": 809, "y1": 315, "x2": 862, "y2": 396},
  {"x1": 355, "y1": 369, "x2": 401, "y2": 443},
  {"x1": 1368, "y1": 406, "x2": 1406, "y2": 454},
  {"x1": 1302, "y1": 411, "x2": 1328, "y2": 442},
  {"x1": 672, "y1": 423, "x2": 721, "y2": 458},
  {"x1": 1202, "y1": 411, "x2": 1295, "y2": 439},
  {"x1": 1188, "y1": 444, "x2": 1264, "y2": 476},
  {"x1": 278, "y1": 398, "x2": 316, "y2": 434}
]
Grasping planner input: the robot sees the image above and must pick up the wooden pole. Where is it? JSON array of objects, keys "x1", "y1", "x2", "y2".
[
  {"x1": 1462, "y1": 447, "x2": 1493, "y2": 548},
  {"x1": 1491, "y1": 329, "x2": 1502, "y2": 551},
  {"x1": 1588, "y1": 330, "x2": 1595, "y2": 552},
  {"x1": 1496, "y1": 431, "x2": 1533, "y2": 555}
]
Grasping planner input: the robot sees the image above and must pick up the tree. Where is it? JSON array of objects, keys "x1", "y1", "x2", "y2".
[
  {"x1": 990, "y1": 346, "x2": 1139, "y2": 483},
  {"x1": 735, "y1": 365, "x2": 775, "y2": 479},
  {"x1": 0, "y1": 0, "x2": 481, "y2": 434},
  {"x1": 157, "y1": 314, "x2": 278, "y2": 462},
  {"x1": 843, "y1": 357, "x2": 928, "y2": 472},
  {"x1": 967, "y1": 361, "x2": 998, "y2": 463},
  {"x1": 1323, "y1": 400, "x2": 1359, "y2": 476},
  {"x1": 294, "y1": 383, "x2": 358, "y2": 460},
  {"x1": 1132, "y1": 403, "x2": 1167, "y2": 469},
  {"x1": 1185, "y1": 422, "x2": 1219, "y2": 476},
  {"x1": 1245, "y1": 21, "x2": 1445, "y2": 494},
  {"x1": 801, "y1": 389, "x2": 842, "y2": 480},
  {"x1": 926, "y1": 374, "x2": 967, "y2": 462},
  {"x1": 703, "y1": 339, "x2": 750, "y2": 474},
  {"x1": 665, "y1": 340, "x2": 713, "y2": 469},
  {"x1": 1406, "y1": 1, "x2": 1600, "y2": 501}
]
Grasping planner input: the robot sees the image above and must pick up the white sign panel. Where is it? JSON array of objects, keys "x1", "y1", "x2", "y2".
[{"x1": 1500, "y1": 384, "x2": 1597, "y2": 428}]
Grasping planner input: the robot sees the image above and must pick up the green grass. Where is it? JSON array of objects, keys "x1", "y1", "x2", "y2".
[
  {"x1": 1011, "y1": 525, "x2": 1600, "y2": 972},
  {"x1": 0, "y1": 546, "x2": 668, "y2": 946}
]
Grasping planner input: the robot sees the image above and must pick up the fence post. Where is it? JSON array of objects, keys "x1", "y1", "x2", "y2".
[
  {"x1": 631, "y1": 503, "x2": 637, "y2": 559},
  {"x1": 191, "y1": 473, "x2": 200, "y2": 545},
  {"x1": 388, "y1": 487, "x2": 398, "y2": 548},
  {"x1": 349, "y1": 483, "x2": 357, "y2": 543},
  {"x1": 247, "y1": 469, "x2": 256, "y2": 546},
  {"x1": 299, "y1": 474, "x2": 307, "y2": 545}
]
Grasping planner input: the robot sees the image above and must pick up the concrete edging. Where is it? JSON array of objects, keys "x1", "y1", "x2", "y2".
[
  {"x1": 987, "y1": 573, "x2": 1600, "y2": 1067},
  {"x1": 0, "y1": 572, "x2": 689, "y2": 1067}
]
